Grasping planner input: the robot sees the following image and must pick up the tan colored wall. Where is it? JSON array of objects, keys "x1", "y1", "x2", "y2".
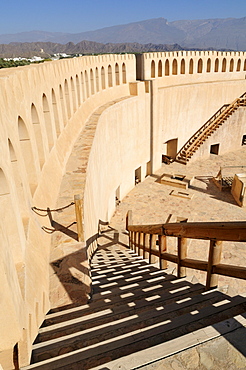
[
  {"x1": 84, "y1": 82, "x2": 150, "y2": 246},
  {"x1": 0, "y1": 54, "x2": 136, "y2": 369},
  {"x1": 0, "y1": 50, "x2": 245, "y2": 369}
]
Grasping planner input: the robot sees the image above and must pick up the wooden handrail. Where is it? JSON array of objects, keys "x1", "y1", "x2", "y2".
[
  {"x1": 127, "y1": 220, "x2": 246, "y2": 241},
  {"x1": 126, "y1": 211, "x2": 246, "y2": 290}
]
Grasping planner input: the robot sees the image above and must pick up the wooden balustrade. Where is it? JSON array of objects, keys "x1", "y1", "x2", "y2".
[{"x1": 126, "y1": 210, "x2": 246, "y2": 290}]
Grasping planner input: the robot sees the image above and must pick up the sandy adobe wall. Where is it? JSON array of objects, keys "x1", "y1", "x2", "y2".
[
  {"x1": 0, "y1": 54, "x2": 136, "y2": 368},
  {"x1": 84, "y1": 82, "x2": 151, "y2": 252},
  {"x1": 141, "y1": 50, "x2": 246, "y2": 170}
]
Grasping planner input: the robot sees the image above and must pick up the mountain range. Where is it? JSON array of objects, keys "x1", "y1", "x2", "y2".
[{"x1": 0, "y1": 17, "x2": 246, "y2": 57}]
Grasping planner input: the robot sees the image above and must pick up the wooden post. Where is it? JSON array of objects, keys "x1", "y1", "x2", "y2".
[
  {"x1": 206, "y1": 239, "x2": 222, "y2": 290},
  {"x1": 148, "y1": 234, "x2": 152, "y2": 263},
  {"x1": 143, "y1": 233, "x2": 147, "y2": 259},
  {"x1": 74, "y1": 194, "x2": 83, "y2": 242},
  {"x1": 133, "y1": 232, "x2": 137, "y2": 253},
  {"x1": 150, "y1": 234, "x2": 156, "y2": 264},
  {"x1": 136, "y1": 232, "x2": 140, "y2": 255},
  {"x1": 139, "y1": 232, "x2": 144, "y2": 256},
  {"x1": 177, "y1": 237, "x2": 187, "y2": 278},
  {"x1": 129, "y1": 231, "x2": 132, "y2": 249},
  {"x1": 158, "y1": 235, "x2": 167, "y2": 270},
  {"x1": 126, "y1": 210, "x2": 132, "y2": 231}
]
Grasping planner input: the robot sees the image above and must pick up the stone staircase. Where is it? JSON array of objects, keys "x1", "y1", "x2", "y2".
[
  {"x1": 22, "y1": 230, "x2": 246, "y2": 369},
  {"x1": 175, "y1": 92, "x2": 246, "y2": 164}
]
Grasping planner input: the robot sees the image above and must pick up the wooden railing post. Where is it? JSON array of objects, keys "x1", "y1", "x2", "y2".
[
  {"x1": 133, "y1": 232, "x2": 137, "y2": 253},
  {"x1": 158, "y1": 235, "x2": 167, "y2": 270},
  {"x1": 206, "y1": 240, "x2": 222, "y2": 290},
  {"x1": 150, "y1": 235, "x2": 157, "y2": 264},
  {"x1": 74, "y1": 194, "x2": 83, "y2": 242},
  {"x1": 143, "y1": 233, "x2": 147, "y2": 259},
  {"x1": 177, "y1": 237, "x2": 187, "y2": 277},
  {"x1": 139, "y1": 232, "x2": 144, "y2": 256},
  {"x1": 126, "y1": 210, "x2": 132, "y2": 231},
  {"x1": 129, "y1": 231, "x2": 133, "y2": 250}
]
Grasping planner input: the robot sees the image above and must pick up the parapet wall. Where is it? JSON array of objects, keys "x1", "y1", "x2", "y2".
[{"x1": 0, "y1": 51, "x2": 245, "y2": 369}]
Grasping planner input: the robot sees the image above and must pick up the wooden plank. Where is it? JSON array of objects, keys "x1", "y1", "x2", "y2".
[
  {"x1": 181, "y1": 258, "x2": 208, "y2": 271},
  {"x1": 74, "y1": 194, "x2": 84, "y2": 242},
  {"x1": 158, "y1": 235, "x2": 167, "y2": 270},
  {"x1": 214, "y1": 264, "x2": 246, "y2": 280},
  {"x1": 128, "y1": 221, "x2": 246, "y2": 241}
]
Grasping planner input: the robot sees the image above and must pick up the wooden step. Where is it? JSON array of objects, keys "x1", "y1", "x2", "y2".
[{"x1": 23, "y1": 294, "x2": 246, "y2": 369}]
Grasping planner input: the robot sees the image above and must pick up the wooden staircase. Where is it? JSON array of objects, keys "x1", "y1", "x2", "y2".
[
  {"x1": 175, "y1": 92, "x2": 246, "y2": 164},
  {"x1": 22, "y1": 229, "x2": 246, "y2": 370}
]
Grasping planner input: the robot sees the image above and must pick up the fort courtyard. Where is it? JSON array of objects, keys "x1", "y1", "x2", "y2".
[{"x1": 0, "y1": 51, "x2": 246, "y2": 369}]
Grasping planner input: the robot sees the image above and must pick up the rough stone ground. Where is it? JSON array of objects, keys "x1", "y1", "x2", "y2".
[
  {"x1": 139, "y1": 327, "x2": 246, "y2": 370},
  {"x1": 110, "y1": 147, "x2": 246, "y2": 294}
]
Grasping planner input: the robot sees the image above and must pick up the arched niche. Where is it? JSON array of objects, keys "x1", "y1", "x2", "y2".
[
  {"x1": 51, "y1": 90, "x2": 60, "y2": 136},
  {"x1": 76, "y1": 74, "x2": 81, "y2": 106},
  {"x1": 115, "y1": 63, "x2": 120, "y2": 85},
  {"x1": 158, "y1": 60, "x2": 162, "y2": 77},
  {"x1": 214, "y1": 58, "x2": 219, "y2": 72},
  {"x1": 18, "y1": 116, "x2": 37, "y2": 194},
  {"x1": 90, "y1": 69, "x2": 95, "y2": 95},
  {"x1": 108, "y1": 65, "x2": 113, "y2": 87},
  {"x1": 84, "y1": 70, "x2": 89, "y2": 98},
  {"x1": 101, "y1": 67, "x2": 106, "y2": 89},
  {"x1": 122, "y1": 63, "x2": 127, "y2": 84},
  {"x1": 229, "y1": 59, "x2": 234, "y2": 72},
  {"x1": 70, "y1": 77, "x2": 77, "y2": 113},
  {"x1": 151, "y1": 60, "x2": 155, "y2": 78},
  {"x1": 64, "y1": 79, "x2": 71, "y2": 118},
  {"x1": 206, "y1": 58, "x2": 211, "y2": 72},
  {"x1": 165, "y1": 60, "x2": 169, "y2": 76},
  {"x1": 222, "y1": 58, "x2": 227, "y2": 72},
  {"x1": 197, "y1": 59, "x2": 203, "y2": 73},
  {"x1": 59, "y1": 84, "x2": 67, "y2": 125},
  {"x1": 172, "y1": 59, "x2": 178, "y2": 75},
  {"x1": 31, "y1": 103, "x2": 45, "y2": 166},
  {"x1": 180, "y1": 59, "x2": 185, "y2": 74},
  {"x1": 42, "y1": 94, "x2": 54, "y2": 150},
  {"x1": 189, "y1": 59, "x2": 194, "y2": 74},
  {"x1": 81, "y1": 71, "x2": 85, "y2": 101},
  {"x1": 95, "y1": 68, "x2": 99, "y2": 92}
]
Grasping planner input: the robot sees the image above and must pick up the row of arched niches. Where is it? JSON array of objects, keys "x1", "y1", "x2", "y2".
[
  {"x1": 1, "y1": 51, "x2": 246, "y2": 247},
  {"x1": 149, "y1": 54, "x2": 246, "y2": 77},
  {"x1": 0, "y1": 58, "x2": 129, "y2": 270}
]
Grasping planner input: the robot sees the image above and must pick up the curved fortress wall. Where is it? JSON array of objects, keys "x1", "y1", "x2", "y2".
[{"x1": 0, "y1": 51, "x2": 245, "y2": 368}]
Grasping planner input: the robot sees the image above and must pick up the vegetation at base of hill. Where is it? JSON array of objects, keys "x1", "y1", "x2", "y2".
[
  {"x1": 0, "y1": 58, "x2": 31, "y2": 68},
  {"x1": 0, "y1": 58, "x2": 48, "y2": 69}
]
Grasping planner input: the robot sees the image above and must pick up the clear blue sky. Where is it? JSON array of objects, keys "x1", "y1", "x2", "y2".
[{"x1": 2, "y1": 0, "x2": 246, "y2": 34}]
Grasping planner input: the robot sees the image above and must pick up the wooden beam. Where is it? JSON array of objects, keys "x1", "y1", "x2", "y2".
[
  {"x1": 74, "y1": 194, "x2": 84, "y2": 242},
  {"x1": 206, "y1": 240, "x2": 222, "y2": 290},
  {"x1": 214, "y1": 264, "x2": 246, "y2": 280},
  {"x1": 158, "y1": 235, "x2": 167, "y2": 269},
  {"x1": 177, "y1": 237, "x2": 187, "y2": 278}
]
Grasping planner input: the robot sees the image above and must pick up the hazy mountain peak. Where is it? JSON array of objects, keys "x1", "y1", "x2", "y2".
[{"x1": 0, "y1": 16, "x2": 245, "y2": 50}]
